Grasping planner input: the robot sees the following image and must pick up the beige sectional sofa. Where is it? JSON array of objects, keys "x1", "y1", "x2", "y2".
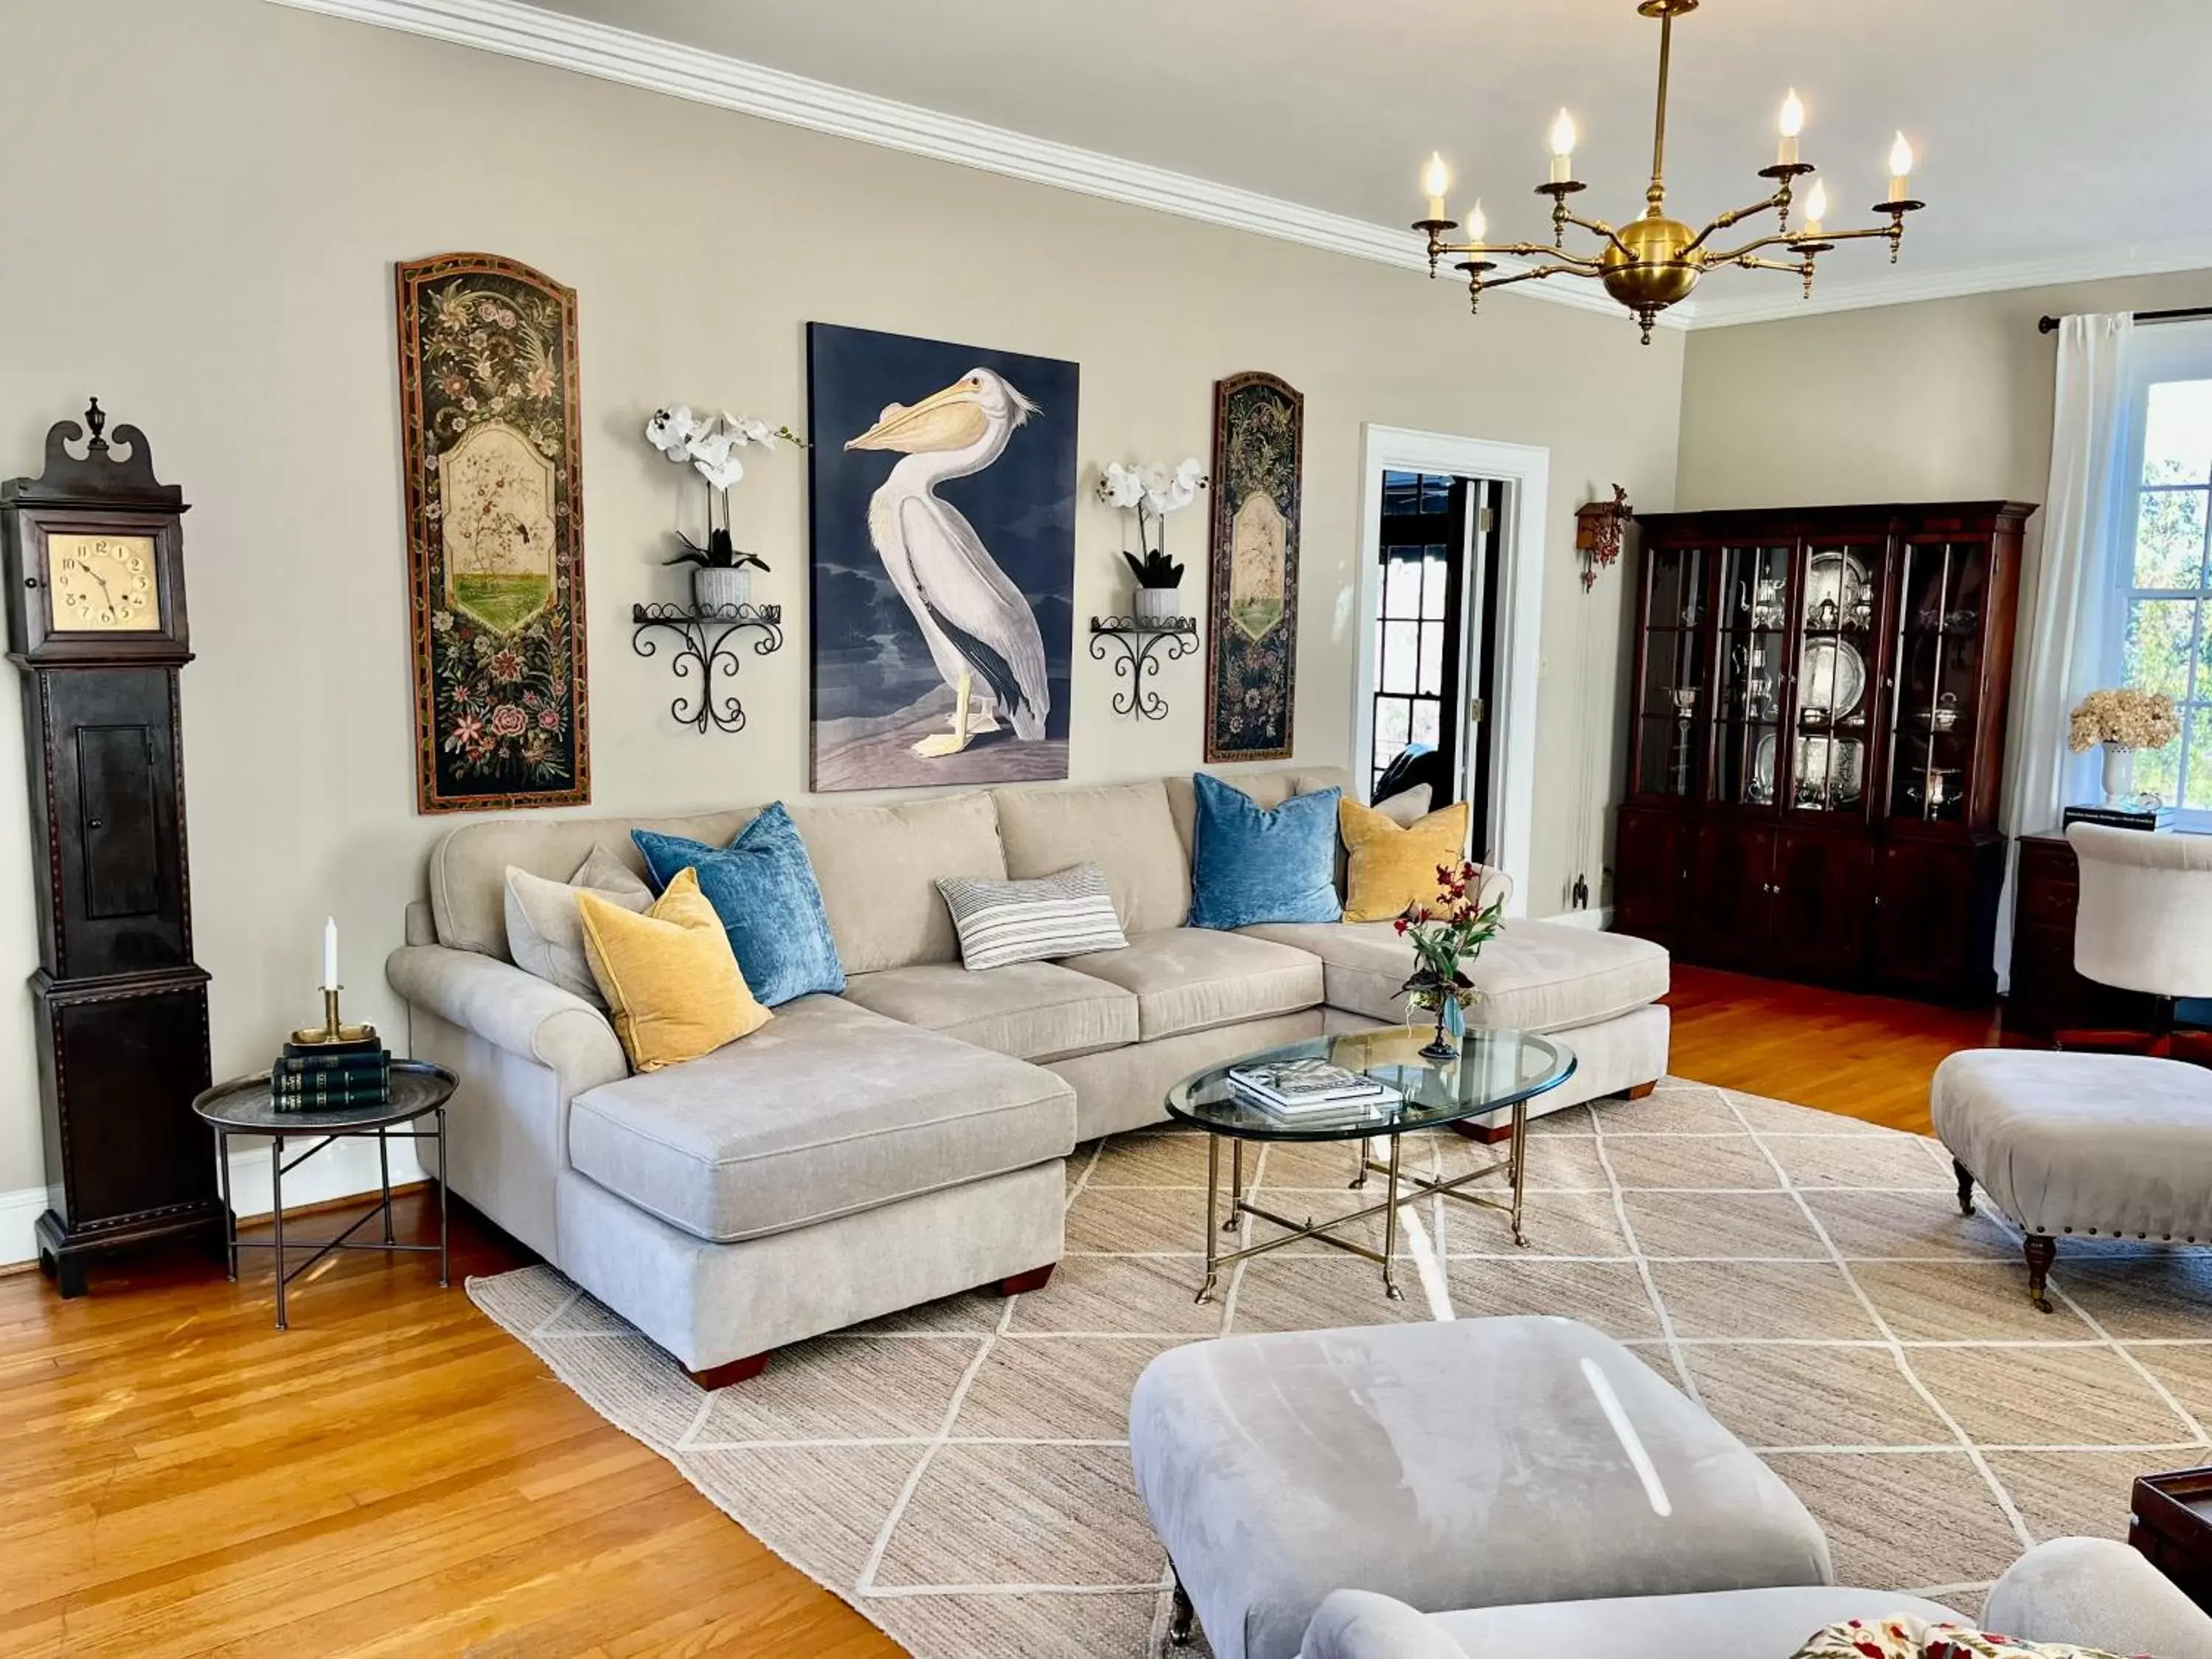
[{"x1": 386, "y1": 764, "x2": 1669, "y2": 1381}]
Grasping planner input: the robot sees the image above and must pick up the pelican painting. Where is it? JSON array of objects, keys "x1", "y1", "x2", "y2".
[
  {"x1": 846, "y1": 368, "x2": 1050, "y2": 757},
  {"x1": 807, "y1": 324, "x2": 1076, "y2": 792}
]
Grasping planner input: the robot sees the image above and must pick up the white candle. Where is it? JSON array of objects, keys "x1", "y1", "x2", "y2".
[
  {"x1": 323, "y1": 916, "x2": 339, "y2": 991},
  {"x1": 1548, "y1": 109, "x2": 1576, "y2": 184},
  {"x1": 1776, "y1": 88, "x2": 1803, "y2": 167},
  {"x1": 1888, "y1": 131, "x2": 1914, "y2": 202},
  {"x1": 1421, "y1": 152, "x2": 1451, "y2": 222}
]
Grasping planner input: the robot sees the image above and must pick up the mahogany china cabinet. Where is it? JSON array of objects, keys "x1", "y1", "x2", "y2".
[{"x1": 1615, "y1": 501, "x2": 2035, "y2": 1005}]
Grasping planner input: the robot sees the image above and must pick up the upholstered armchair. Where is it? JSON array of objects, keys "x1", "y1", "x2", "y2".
[{"x1": 2064, "y1": 822, "x2": 2212, "y2": 1057}]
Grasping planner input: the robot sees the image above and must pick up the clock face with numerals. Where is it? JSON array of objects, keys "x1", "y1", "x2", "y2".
[{"x1": 46, "y1": 534, "x2": 159, "y2": 632}]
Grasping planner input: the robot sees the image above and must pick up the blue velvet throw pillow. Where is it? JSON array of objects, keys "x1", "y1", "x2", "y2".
[
  {"x1": 1187, "y1": 773, "x2": 1343, "y2": 930},
  {"x1": 631, "y1": 804, "x2": 846, "y2": 1006}
]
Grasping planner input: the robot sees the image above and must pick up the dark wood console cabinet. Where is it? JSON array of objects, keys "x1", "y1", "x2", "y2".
[{"x1": 1617, "y1": 500, "x2": 2035, "y2": 1005}]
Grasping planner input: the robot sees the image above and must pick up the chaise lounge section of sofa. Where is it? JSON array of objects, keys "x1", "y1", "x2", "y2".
[{"x1": 386, "y1": 765, "x2": 1669, "y2": 1381}]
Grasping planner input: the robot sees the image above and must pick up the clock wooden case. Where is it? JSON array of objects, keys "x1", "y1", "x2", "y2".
[{"x1": 2, "y1": 401, "x2": 221, "y2": 1295}]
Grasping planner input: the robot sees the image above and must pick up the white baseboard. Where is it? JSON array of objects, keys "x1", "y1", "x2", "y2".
[
  {"x1": 1538, "y1": 906, "x2": 1615, "y2": 931},
  {"x1": 0, "y1": 1185, "x2": 46, "y2": 1271},
  {"x1": 0, "y1": 1135, "x2": 428, "y2": 1270}
]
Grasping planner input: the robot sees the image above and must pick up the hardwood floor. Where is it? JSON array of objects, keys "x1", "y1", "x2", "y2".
[
  {"x1": 1664, "y1": 963, "x2": 2000, "y2": 1135},
  {"x1": 1, "y1": 969, "x2": 1997, "y2": 1657},
  {"x1": 0, "y1": 1192, "x2": 898, "y2": 1659}
]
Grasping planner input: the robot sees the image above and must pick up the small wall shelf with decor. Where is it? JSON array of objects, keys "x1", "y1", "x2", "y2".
[
  {"x1": 1614, "y1": 500, "x2": 2036, "y2": 1006},
  {"x1": 1088, "y1": 616, "x2": 1199, "y2": 721},
  {"x1": 630, "y1": 602, "x2": 783, "y2": 734}
]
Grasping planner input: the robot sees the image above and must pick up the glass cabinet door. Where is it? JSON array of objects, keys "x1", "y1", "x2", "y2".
[
  {"x1": 1634, "y1": 545, "x2": 1708, "y2": 799},
  {"x1": 1888, "y1": 539, "x2": 1989, "y2": 824},
  {"x1": 1787, "y1": 539, "x2": 1878, "y2": 816},
  {"x1": 1711, "y1": 545, "x2": 1790, "y2": 807}
]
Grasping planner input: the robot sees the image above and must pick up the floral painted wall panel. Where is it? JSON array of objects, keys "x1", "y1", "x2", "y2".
[
  {"x1": 395, "y1": 253, "x2": 588, "y2": 813},
  {"x1": 1205, "y1": 372, "x2": 1303, "y2": 762}
]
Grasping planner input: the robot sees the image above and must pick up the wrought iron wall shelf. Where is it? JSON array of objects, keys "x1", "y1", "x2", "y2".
[
  {"x1": 630, "y1": 602, "x2": 783, "y2": 734},
  {"x1": 1088, "y1": 615, "x2": 1198, "y2": 722}
]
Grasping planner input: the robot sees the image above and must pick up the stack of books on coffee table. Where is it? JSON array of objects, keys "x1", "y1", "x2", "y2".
[
  {"x1": 271, "y1": 1034, "x2": 392, "y2": 1113},
  {"x1": 1226, "y1": 1058, "x2": 1399, "y2": 1120}
]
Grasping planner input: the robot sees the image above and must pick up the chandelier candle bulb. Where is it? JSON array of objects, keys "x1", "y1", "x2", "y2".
[
  {"x1": 1777, "y1": 88, "x2": 1804, "y2": 167},
  {"x1": 323, "y1": 916, "x2": 338, "y2": 992},
  {"x1": 1549, "y1": 109, "x2": 1576, "y2": 183},
  {"x1": 1465, "y1": 199, "x2": 1486, "y2": 243},
  {"x1": 1888, "y1": 132, "x2": 1914, "y2": 202},
  {"x1": 1423, "y1": 152, "x2": 1452, "y2": 222},
  {"x1": 1802, "y1": 179, "x2": 1827, "y2": 237}
]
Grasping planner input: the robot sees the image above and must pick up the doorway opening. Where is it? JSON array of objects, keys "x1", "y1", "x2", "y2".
[
  {"x1": 1354, "y1": 426, "x2": 1549, "y2": 914},
  {"x1": 1367, "y1": 470, "x2": 1505, "y2": 858}
]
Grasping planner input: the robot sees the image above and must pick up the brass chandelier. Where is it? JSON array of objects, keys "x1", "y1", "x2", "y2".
[{"x1": 1412, "y1": 0, "x2": 1924, "y2": 342}]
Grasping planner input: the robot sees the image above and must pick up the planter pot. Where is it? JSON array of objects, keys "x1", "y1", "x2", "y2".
[
  {"x1": 694, "y1": 566, "x2": 751, "y2": 613},
  {"x1": 2102, "y1": 743, "x2": 2136, "y2": 807},
  {"x1": 1133, "y1": 586, "x2": 1181, "y2": 625}
]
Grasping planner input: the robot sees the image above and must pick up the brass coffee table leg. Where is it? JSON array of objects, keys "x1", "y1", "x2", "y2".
[
  {"x1": 1380, "y1": 1132, "x2": 1405, "y2": 1300},
  {"x1": 1197, "y1": 1134, "x2": 1221, "y2": 1304},
  {"x1": 1350, "y1": 1135, "x2": 1368, "y2": 1190},
  {"x1": 1225, "y1": 1137, "x2": 1244, "y2": 1233},
  {"x1": 1512, "y1": 1097, "x2": 1529, "y2": 1247}
]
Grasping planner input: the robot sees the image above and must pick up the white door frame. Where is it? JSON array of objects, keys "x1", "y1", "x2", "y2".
[{"x1": 1353, "y1": 425, "x2": 1549, "y2": 915}]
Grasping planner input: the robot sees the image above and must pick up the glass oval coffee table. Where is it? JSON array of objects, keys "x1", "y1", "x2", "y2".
[{"x1": 1165, "y1": 1026, "x2": 1575, "y2": 1304}]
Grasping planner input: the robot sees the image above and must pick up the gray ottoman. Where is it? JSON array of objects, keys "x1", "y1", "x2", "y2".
[
  {"x1": 1126, "y1": 1316, "x2": 1832, "y2": 1659},
  {"x1": 1933, "y1": 1048, "x2": 2212, "y2": 1310}
]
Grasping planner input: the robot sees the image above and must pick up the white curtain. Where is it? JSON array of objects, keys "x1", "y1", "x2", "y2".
[{"x1": 1994, "y1": 311, "x2": 2134, "y2": 984}]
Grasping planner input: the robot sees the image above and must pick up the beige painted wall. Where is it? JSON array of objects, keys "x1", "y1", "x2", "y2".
[
  {"x1": 1677, "y1": 271, "x2": 2212, "y2": 513},
  {"x1": 0, "y1": 0, "x2": 1684, "y2": 1202}
]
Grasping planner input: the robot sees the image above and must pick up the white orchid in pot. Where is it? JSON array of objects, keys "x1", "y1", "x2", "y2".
[
  {"x1": 644, "y1": 405, "x2": 804, "y2": 613},
  {"x1": 1097, "y1": 458, "x2": 1207, "y2": 624}
]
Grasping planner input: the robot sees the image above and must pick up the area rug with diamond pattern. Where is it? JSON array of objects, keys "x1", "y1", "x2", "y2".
[{"x1": 467, "y1": 1077, "x2": 2212, "y2": 1658}]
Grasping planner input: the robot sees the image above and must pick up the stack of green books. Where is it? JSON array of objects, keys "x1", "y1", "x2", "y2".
[{"x1": 272, "y1": 1034, "x2": 391, "y2": 1112}]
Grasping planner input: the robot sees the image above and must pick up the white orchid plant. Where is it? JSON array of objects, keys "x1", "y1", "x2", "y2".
[
  {"x1": 645, "y1": 405, "x2": 804, "y2": 572},
  {"x1": 1096, "y1": 458, "x2": 1207, "y2": 588}
]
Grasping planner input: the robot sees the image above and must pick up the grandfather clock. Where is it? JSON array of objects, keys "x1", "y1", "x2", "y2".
[{"x1": 3, "y1": 401, "x2": 221, "y2": 1295}]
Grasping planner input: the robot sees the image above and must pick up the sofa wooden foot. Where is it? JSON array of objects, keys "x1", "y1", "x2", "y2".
[
  {"x1": 687, "y1": 1351, "x2": 769, "y2": 1389},
  {"x1": 1954, "y1": 1158, "x2": 1976, "y2": 1217},
  {"x1": 1447, "y1": 1118, "x2": 1513, "y2": 1145},
  {"x1": 1618, "y1": 1081, "x2": 1658, "y2": 1100},
  {"x1": 998, "y1": 1264, "x2": 1055, "y2": 1295},
  {"x1": 2024, "y1": 1233, "x2": 2056, "y2": 1312}
]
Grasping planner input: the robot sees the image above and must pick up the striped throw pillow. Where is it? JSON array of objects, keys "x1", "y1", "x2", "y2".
[{"x1": 936, "y1": 863, "x2": 1128, "y2": 973}]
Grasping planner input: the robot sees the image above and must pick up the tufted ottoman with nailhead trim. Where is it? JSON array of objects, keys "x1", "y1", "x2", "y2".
[{"x1": 1933, "y1": 1048, "x2": 2212, "y2": 1311}]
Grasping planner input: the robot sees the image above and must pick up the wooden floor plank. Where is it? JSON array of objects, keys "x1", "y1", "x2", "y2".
[{"x1": 0, "y1": 967, "x2": 1992, "y2": 1655}]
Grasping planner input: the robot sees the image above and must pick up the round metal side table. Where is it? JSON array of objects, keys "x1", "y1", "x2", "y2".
[{"x1": 192, "y1": 1059, "x2": 457, "y2": 1329}]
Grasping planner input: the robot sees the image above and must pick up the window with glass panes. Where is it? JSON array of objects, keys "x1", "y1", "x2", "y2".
[
  {"x1": 1372, "y1": 471, "x2": 1467, "y2": 798},
  {"x1": 2123, "y1": 378, "x2": 2212, "y2": 815}
]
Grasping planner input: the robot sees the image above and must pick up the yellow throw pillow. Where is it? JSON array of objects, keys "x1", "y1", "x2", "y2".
[
  {"x1": 578, "y1": 867, "x2": 771, "y2": 1072},
  {"x1": 1339, "y1": 796, "x2": 1472, "y2": 922}
]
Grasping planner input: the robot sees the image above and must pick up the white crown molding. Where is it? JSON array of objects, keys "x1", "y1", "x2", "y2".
[
  {"x1": 262, "y1": 0, "x2": 1681, "y2": 330},
  {"x1": 1683, "y1": 235, "x2": 2212, "y2": 330}
]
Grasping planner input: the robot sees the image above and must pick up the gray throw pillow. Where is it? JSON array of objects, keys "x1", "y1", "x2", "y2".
[
  {"x1": 936, "y1": 863, "x2": 1128, "y2": 973},
  {"x1": 504, "y1": 849, "x2": 653, "y2": 1006}
]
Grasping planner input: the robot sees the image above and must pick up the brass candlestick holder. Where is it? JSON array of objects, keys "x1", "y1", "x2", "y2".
[{"x1": 289, "y1": 985, "x2": 378, "y2": 1048}]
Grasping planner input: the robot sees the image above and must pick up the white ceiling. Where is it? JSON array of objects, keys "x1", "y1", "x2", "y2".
[{"x1": 418, "y1": 0, "x2": 2212, "y2": 323}]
